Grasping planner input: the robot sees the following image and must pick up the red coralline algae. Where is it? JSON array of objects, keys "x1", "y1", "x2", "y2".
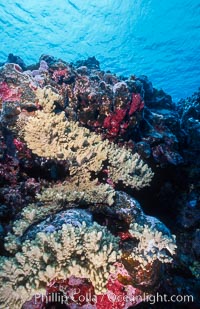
[
  {"x1": 13, "y1": 138, "x2": 25, "y2": 152},
  {"x1": 13, "y1": 138, "x2": 32, "y2": 159},
  {"x1": 22, "y1": 271, "x2": 143, "y2": 309},
  {"x1": 118, "y1": 231, "x2": 133, "y2": 241},
  {"x1": 129, "y1": 93, "x2": 144, "y2": 116},
  {"x1": 47, "y1": 277, "x2": 96, "y2": 307},
  {"x1": 97, "y1": 278, "x2": 142, "y2": 309},
  {"x1": 102, "y1": 94, "x2": 144, "y2": 138},
  {"x1": 52, "y1": 68, "x2": 68, "y2": 83},
  {"x1": 103, "y1": 109, "x2": 127, "y2": 137},
  {"x1": 0, "y1": 81, "x2": 21, "y2": 102}
]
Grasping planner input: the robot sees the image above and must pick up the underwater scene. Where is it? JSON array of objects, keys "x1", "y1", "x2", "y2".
[{"x1": 0, "y1": 0, "x2": 199, "y2": 308}]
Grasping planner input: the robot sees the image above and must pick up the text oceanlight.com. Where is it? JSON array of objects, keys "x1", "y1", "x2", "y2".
[{"x1": 34, "y1": 290, "x2": 194, "y2": 305}]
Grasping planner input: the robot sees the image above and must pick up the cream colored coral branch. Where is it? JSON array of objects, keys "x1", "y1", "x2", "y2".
[
  {"x1": 22, "y1": 87, "x2": 154, "y2": 189},
  {"x1": 128, "y1": 222, "x2": 177, "y2": 268},
  {"x1": 0, "y1": 222, "x2": 121, "y2": 309},
  {"x1": 5, "y1": 171, "x2": 116, "y2": 254}
]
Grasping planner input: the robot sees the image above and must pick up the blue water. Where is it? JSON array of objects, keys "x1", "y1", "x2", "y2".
[{"x1": 0, "y1": 0, "x2": 199, "y2": 101}]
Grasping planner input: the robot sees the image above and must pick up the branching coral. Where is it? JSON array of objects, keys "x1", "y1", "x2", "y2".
[
  {"x1": 4, "y1": 174, "x2": 115, "y2": 253},
  {"x1": 4, "y1": 201, "x2": 74, "y2": 253},
  {"x1": 0, "y1": 222, "x2": 120, "y2": 309},
  {"x1": 107, "y1": 145, "x2": 154, "y2": 189},
  {"x1": 2, "y1": 191, "x2": 177, "y2": 308},
  {"x1": 128, "y1": 222, "x2": 177, "y2": 268},
  {"x1": 37, "y1": 174, "x2": 115, "y2": 206},
  {"x1": 22, "y1": 87, "x2": 154, "y2": 190}
]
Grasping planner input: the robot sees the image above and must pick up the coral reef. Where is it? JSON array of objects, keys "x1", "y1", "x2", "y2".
[
  {"x1": 0, "y1": 54, "x2": 199, "y2": 308},
  {"x1": 1, "y1": 55, "x2": 184, "y2": 167}
]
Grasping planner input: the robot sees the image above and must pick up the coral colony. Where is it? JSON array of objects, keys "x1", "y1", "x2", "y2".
[{"x1": 0, "y1": 54, "x2": 199, "y2": 308}]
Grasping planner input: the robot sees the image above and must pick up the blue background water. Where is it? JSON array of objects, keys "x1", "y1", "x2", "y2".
[{"x1": 0, "y1": 0, "x2": 199, "y2": 101}]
